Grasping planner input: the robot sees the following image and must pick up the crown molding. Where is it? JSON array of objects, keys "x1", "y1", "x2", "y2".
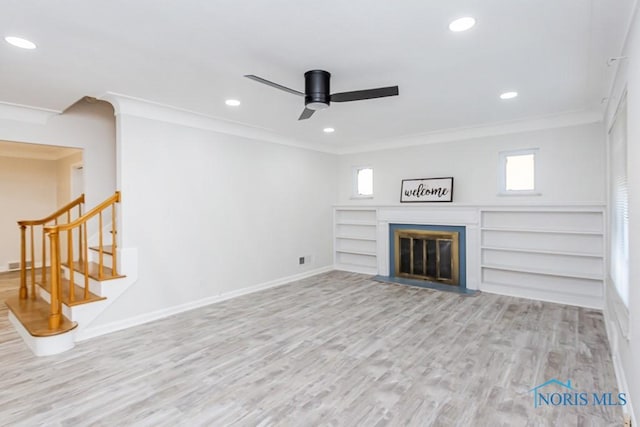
[
  {"x1": 99, "y1": 92, "x2": 335, "y2": 154},
  {"x1": 99, "y1": 93, "x2": 604, "y2": 157},
  {"x1": 0, "y1": 101, "x2": 61, "y2": 125},
  {"x1": 335, "y1": 110, "x2": 603, "y2": 154}
]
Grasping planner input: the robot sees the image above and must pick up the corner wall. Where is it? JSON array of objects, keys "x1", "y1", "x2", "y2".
[
  {"x1": 89, "y1": 100, "x2": 338, "y2": 328},
  {"x1": 0, "y1": 99, "x2": 116, "y2": 208}
]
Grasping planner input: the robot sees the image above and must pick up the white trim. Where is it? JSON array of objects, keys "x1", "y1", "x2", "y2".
[
  {"x1": 8, "y1": 312, "x2": 76, "y2": 356},
  {"x1": 352, "y1": 166, "x2": 374, "y2": 198},
  {"x1": 99, "y1": 92, "x2": 334, "y2": 154},
  {"x1": 334, "y1": 264, "x2": 378, "y2": 275},
  {"x1": 336, "y1": 110, "x2": 602, "y2": 154},
  {"x1": 98, "y1": 92, "x2": 604, "y2": 156},
  {"x1": 498, "y1": 148, "x2": 539, "y2": 195},
  {"x1": 0, "y1": 101, "x2": 61, "y2": 124},
  {"x1": 77, "y1": 265, "x2": 334, "y2": 341},
  {"x1": 336, "y1": 202, "x2": 606, "y2": 209},
  {"x1": 604, "y1": 0, "x2": 639, "y2": 127},
  {"x1": 604, "y1": 295, "x2": 636, "y2": 426}
]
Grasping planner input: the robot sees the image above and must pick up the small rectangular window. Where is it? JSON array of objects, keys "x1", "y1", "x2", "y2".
[
  {"x1": 499, "y1": 149, "x2": 539, "y2": 195},
  {"x1": 353, "y1": 167, "x2": 373, "y2": 198}
]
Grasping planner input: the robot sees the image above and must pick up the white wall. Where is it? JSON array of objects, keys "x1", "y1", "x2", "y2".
[
  {"x1": 604, "y1": 3, "x2": 640, "y2": 425},
  {"x1": 0, "y1": 156, "x2": 58, "y2": 271},
  {"x1": 337, "y1": 122, "x2": 606, "y2": 205},
  {"x1": 0, "y1": 99, "x2": 116, "y2": 208},
  {"x1": 91, "y1": 109, "x2": 337, "y2": 326}
]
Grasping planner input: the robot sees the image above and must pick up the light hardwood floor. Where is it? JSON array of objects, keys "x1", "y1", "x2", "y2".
[{"x1": 0, "y1": 271, "x2": 622, "y2": 426}]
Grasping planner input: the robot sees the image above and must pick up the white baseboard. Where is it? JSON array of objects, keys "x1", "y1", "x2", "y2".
[
  {"x1": 603, "y1": 281, "x2": 636, "y2": 426},
  {"x1": 334, "y1": 263, "x2": 377, "y2": 275},
  {"x1": 611, "y1": 342, "x2": 636, "y2": 427},
  {"x1": 78, "y1": 265, "x2": 334, "y2": 341},
  {"x1": 0, "y1": 262, "x2": 51, "y2": 274},
  {"x1": 480, "y1": 281, "x2": 603, "y2": 309}
]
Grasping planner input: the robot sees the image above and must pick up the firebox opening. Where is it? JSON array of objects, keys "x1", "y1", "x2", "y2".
[{"x1": 395, "y1": 229, "x2": 460, "y2": 286}]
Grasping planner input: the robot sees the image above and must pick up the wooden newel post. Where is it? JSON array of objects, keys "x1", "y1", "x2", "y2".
[
  {"x1": 19, "y1": 224, "x2": 28, "y2": 299},
  {"x1": 48, "y1": 229, "x2": 62, "y2": 330}
]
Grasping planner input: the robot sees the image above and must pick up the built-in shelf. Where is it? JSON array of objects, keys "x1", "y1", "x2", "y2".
[
  {"x1": 481, "y1": 263, "x2": 603, "y2": 281},
  {"x1": 480, "y1": 245, "x2": 602, "y2": 258},
  {"x1": 480, "y1": 227, "x2": 602, "y2": 236},
  {"x1": 336, "y1": 221, "x2": 377, "y2": 226},
  {"x1": 479, "y1": 208, "x2": 605, "y2": 309},
  {"x1": 335, "y1": 249, "x2": 376, "y2": 256},
  {"x1": 335, "y1": 208, "x2": 378, "y2": 274},
  {"x1": 335, "y1": 235, "x2": 377, "y2": 241},
  {"x1": 333, "y1": 205, "x2": 605, "y2": 309}
]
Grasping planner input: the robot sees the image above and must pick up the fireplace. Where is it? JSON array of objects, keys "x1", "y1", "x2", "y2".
[
  {"x1": 388, "y1": 224, "x2": 467, "y2": 290},
  {"x1": 394, "y1": 229, "x2": 460, "y2": 285}
]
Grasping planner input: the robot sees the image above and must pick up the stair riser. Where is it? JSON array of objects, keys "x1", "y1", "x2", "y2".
[
  {"x1": 89, "y1": 252, "x2": 113, "y2": 269},
  {"x1": 60, "y1": 266, "x2": 105, "y2": 296},
  {"x1": 38, "y1": 285, "x2": 110, "y2": 322},
  {"x1": 8, "y1": 312, "x2": 75, "y2": 356}
]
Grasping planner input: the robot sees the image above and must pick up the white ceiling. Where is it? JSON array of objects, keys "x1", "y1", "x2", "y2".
[{"x1": 0, "y1": 1, "x2": 635, "y2": 150}]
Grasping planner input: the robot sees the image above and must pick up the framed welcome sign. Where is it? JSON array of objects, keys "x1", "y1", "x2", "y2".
[{"x1": 400, "y1": 177, "x2": 454, "y2": 203}]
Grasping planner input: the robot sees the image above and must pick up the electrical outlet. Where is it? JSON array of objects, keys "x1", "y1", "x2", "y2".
[
  {"x1": 305, "y1": 254, "x2": 313, "y2": 264},
  {"x1": 623, "y1": 414, "x2": 631, "y2": 427},
  {"x1": 299, "y1": 257, "x2": 305, "y2": 265}
]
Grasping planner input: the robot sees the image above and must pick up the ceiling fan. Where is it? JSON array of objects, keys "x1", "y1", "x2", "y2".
[{"x1": 244, "y1": 70, "x2": 399, "y2": 120}]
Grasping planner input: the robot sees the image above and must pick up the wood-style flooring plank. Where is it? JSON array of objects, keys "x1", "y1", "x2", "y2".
[{"x1": 0, "y1": 271, "x2": 623, "y2": 426}]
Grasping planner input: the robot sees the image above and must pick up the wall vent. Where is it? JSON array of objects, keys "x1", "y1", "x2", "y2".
[{"x1": 8, "y1": 261, "x2": 31, "y2": 270}]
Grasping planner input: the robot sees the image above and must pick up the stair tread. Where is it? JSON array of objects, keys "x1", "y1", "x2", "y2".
[
  {"x1": 5, "y1": 297, "x2": 78, "y2": 337},
  {"x1": 89, "y1": 245, "x2": 114, "y2": 255},
  {"x1": 63, "y1": 261, "x2": 125, "y2": 281},
  {"x1": 37, "y1": 279, "x2": 106, "y2": 306}
]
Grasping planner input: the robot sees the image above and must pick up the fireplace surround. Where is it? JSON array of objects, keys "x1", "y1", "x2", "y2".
[
  {"x1": 394, "y1": 228, "x2": 460, "y2": 285},
  {"x1": 389, "y1": 223, "x2": 467, "y2": 290}
]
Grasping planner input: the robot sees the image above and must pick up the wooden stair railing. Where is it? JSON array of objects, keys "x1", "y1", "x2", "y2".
[
  {"x1": 44, "y1": 191, "x2": 122, "y2": 329},
  {"x1": 17, "y1": 194, "x2": 85, "y2": 302}
]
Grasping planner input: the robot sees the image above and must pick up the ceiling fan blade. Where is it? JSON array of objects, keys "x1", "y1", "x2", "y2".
[
  {"x1": 298, "y1": 108, "x2": 315, "y2": 120},
  {"x1": 244, "y1": 75, "x2": 304, "y2": 96},
  {"x1": 330, "y1": 86, "x2": 399, "y2": 102}
]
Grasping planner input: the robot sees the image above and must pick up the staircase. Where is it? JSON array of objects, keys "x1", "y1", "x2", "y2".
[{"x1": 5, "y1": 192, "x2": 134, "y2": 356}]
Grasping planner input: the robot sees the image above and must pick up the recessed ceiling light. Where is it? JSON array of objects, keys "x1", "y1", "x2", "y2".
[
  {"x1": 449, "y1": 17, "x2": 476, "y2": 32},
  {"x1": 500, "y1": 91, "x2": 518, "y2": 100},
  {"x1": 323, "y1": 127, "x2": 335, "y2": 133},
  {"x1": 225, "y1": 99, "x2": 241, "y2": 106},
  {"x1": 4, "y1": 36, "x2": 37, "y2": 49}
]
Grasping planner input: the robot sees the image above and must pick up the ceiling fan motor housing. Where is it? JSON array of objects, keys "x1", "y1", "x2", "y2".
[{"x1": 304, "y1": 70, "x2": 331, "y2": 110}]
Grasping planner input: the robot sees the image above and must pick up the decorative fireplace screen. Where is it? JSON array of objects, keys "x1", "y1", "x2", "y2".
[{"x1": 394, "y1": 229, "x2": 460, "y2": 285}]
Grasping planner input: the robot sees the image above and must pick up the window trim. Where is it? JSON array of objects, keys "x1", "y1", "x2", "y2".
[
  {"x1": 498, "y1": 148, "x2": 541, "y2": 196},
  {"x1": 351, "y1": 166, "x2": 374, "y2": 199}
]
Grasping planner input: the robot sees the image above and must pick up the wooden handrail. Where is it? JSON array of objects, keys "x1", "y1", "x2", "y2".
[
  {"x1": 18, "y1": 194, "x2": 85, "y2": 227},
  {"x1": 17, "y1": 194, "x2": 85, "y2": 301},
  {"x1": 16, "y1": 191, "x2": 121, "y2": 331},
  {"x1": 45, "y1": 192, "x2": 120, "y2": 233},
  {"x1": 43, "y1": 191, "x2": 121, "y2": 329}
]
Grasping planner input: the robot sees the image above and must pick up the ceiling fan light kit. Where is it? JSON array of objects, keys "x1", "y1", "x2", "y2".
[
  {"x1": 245, "y1": 69, "x2": 399, "y2": 121},
  {"x1": 304, "y1": 70, "x2": 331, "y2": 111}
]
